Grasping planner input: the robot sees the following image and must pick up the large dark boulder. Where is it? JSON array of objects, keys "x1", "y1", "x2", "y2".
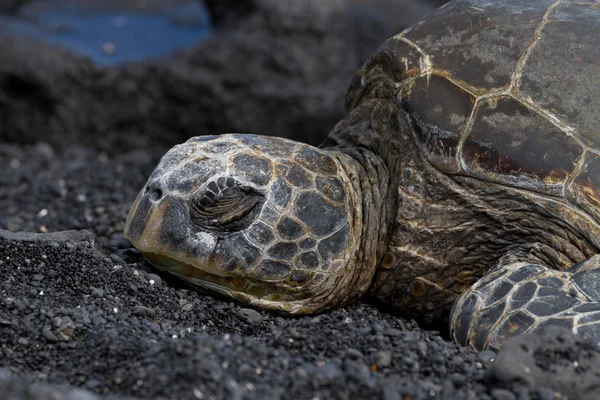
[
  {"x1": 485, "y1": 326, "x2": 600, "y2": 400},
  {"x1": 0, "y1": 0, "x2": 443, "y2": 153}
]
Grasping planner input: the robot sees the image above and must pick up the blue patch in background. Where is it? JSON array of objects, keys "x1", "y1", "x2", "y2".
[{"x1": 0, "y1": 2, "x2": 212, "y2": 66}]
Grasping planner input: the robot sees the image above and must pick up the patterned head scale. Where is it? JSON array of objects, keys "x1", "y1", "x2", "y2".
[{"x1": 124, "y1": 134, "x2": 364, "y2": 314}]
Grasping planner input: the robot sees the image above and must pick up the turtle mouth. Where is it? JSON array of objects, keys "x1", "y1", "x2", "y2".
[
  {"x1": 142, "y1": 251, "x2": 250, "y2": 291},
  {"x1": 141, "y1": 252, "x2": 315, "y2": 314}
]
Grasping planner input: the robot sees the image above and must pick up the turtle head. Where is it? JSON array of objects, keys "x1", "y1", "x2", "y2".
[{"x1": 124, "y1": 134, "x2": 375, "y2": 314}]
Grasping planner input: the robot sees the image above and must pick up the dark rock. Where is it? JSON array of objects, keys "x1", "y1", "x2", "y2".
[
  {"x1": 534, "y1": 387, "x2": 563, "y2": 400},
  {"x1": 0, "y1": 228, "x2": 99, "y2": 247},
  {"x1": 382, "y1": 375, "x2": 402, "y2": 400},
  {"x1": 0, "y1": 371, "x2": 105, "y2": 400},
  {"x1": 132, "y1": 306, "x2": 156, "y2": 318},
  {"x1": 477, "y1": 350, "x2": 496, "y2": 364},
  {"x1": 345, "y1": 348, "x2": 364, "y2": 359},
  {"x1": 490, "y1": 388, "x2": 517, "y2": 400},
  {"x1": 108, "y1": 253, "x2": 124, "y2": 265},
  {"x1": 374, "y1": 350, "x2": 392, "y2": 367},
  {"x1": 485, "y1": 326, "x2": 600, "y2": 400},
  {"x1": 236, "y1": 308, "x2": 263, "y2": 324},
  {"x1": 145, "y1": 273, "x2": 162, "y2": 286},
  {"x1": 0, "y1": 0, "x2": 442, "y2": 152}
]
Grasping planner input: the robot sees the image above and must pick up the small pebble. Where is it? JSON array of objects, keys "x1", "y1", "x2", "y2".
[
  {"x1": 132, "y1": 306, "x2": 156, "y2": 318},
  {"x1": 225, "y1": 379, "x2": 242, "y2": 400},
  {"x1": 345, "y1": 348, "x2": 363, "y2": 359},
  {"x1": 477, "y1": 350, "x2": 496, "y2": 364},
  {"x1": 382, "y1": 377, "x2": 401, "y2": 400},
  {"x1": 417, "y1": 341, "x2": 428, "y2": 357},
  {"x1": 146, "y1": 274, "x2": 162, "y2": 286},
  {"x1": 64, "y1": 389, "x2": 100, "y2": 400},
  {"x1": 451, "y1": 356, "x2": 465, "y2": 368},
  {"x1": 374, "y1": 350, "x2": 392, "y2": 367},
  {"x1": 490, "y1": 388, "x2": 517, "y2": 400},
  {"x1": 319, "y1": 363, "x2": 342, "y2": 381},
  {"x1": 42, "y1": 326, "x2": 59, "y2": 342},
  {"x1": 450, "y1": 373, "x2": 467, "y2": 387},
  {"x1": 181, "y1": 303, "x2": 194, "y2": 312},
  {"x1": 385, "y1": 328, "x2": 402, "y2": 337},
  {"x1": 236, "y1": 308, "x2": 263, "y2": 324},
  {"x1": 535, "y1": 387, "x2": 560, "y2": 400},
  {"x1": 35, "y1": 142, "x2": 55, "y2": 159},
  {"x1": 109, "y1": 253, "x2": 124, "y2": 265},
  {"x1": 102, "y1": 42, "x2": 116, "y2": 55}
]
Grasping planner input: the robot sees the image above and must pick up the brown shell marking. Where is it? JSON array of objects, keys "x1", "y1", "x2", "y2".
[
  {"x1": 461, "y1": 96, "x2": 582, "y2": 195},
  {"x1": 357, "y1": 0, "x2": 600, "y2": 218},
  {"x1": 402, "y1": 75, "x2": 475, "y2": 174},
  {"x1": 567, "y1": 153, "x2": 600, "y2": 222},
  {"x1": 403, "y1": 0, "x2": 558, "y2": 90}
]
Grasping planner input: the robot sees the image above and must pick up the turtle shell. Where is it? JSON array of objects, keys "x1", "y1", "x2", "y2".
[{"x1": 351, "y1": 0, "x2": 600, "y2": 221}]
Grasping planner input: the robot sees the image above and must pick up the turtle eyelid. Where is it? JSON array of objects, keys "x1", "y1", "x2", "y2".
[{"x1": 190, "y1": 180, "x2": 265, "y2": 234}]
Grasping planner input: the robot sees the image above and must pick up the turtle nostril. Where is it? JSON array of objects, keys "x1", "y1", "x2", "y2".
[{"x1": 148, "y1": 187, "x2": 163, "y2": 202}]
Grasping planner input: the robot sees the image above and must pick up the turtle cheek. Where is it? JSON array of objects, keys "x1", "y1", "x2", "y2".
[
  {"x1": 215, "y1": 233, "x2": 263, "y2": 276},
  {"x1": 187, "y1": 230, "x2": 220, "y2": 263}
]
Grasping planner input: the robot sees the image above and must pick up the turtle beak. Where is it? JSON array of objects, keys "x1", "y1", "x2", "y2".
[
  {"x1": 125, "y1": 184, "x2": 225, "y2": 279},
  {"x1": 124, "y1": 184, "x2": 189, "y2": 257},
  {"x1": 124, "y1": 183, "x2": 169, "y2": 246},
  {"x1": 124, "y1": 189, "x2": 152, "y2": 243}
]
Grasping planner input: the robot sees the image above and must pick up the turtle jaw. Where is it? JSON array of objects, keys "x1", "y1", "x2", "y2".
[{"x1": 140, "y1": 251, "x2": 326, "y2": 315}]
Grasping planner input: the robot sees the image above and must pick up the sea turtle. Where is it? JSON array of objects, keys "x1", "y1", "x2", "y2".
[{"x1": 124, "y1": 0, "x2": 600, "y2": 351}]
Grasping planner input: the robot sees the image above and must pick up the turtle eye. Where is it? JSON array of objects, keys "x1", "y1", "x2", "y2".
[{"x1": 190, "y1": 177, "x2": 264, "y2": 233}]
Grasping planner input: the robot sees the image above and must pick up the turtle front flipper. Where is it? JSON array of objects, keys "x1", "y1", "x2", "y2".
[{"x1": 450, "y1": 256, "x2": 600, "y2": 351}]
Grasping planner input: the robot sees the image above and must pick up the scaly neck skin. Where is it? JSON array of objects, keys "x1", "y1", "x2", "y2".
[{"x1": 321, "y1": 79, "x2": 404, "y2": 301}]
